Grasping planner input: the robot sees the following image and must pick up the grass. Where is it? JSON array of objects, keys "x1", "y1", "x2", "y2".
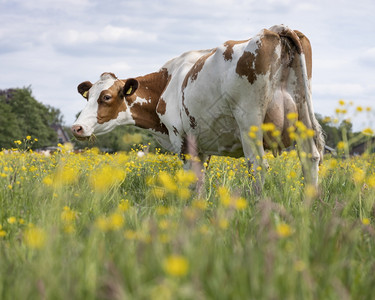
[{"x1": 1, "y1": 142, "x2": 375, "y2": 299}]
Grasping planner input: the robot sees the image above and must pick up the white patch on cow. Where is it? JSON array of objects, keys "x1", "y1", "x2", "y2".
[
  {"x1": 73, "y1": 74, "x2": 135, "y2": 137},
  {"x1": 133, "y1": 96, "x2": 149, "y2": 105}
]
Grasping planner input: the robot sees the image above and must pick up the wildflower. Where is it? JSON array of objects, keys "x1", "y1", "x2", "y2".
[
  {"x1": 61, "y1": 206, "x2": 78, "y2": 223},
  {"x1": 338, "y1": 99, "x2": 345, "y2": 106},
  {"x1": 26, "y1": 136, "x2": 31, "y2": 140},
  {"x1": 261, "y1": 123, "x2": 276, "y2": 132},
  {"x1": 109, "y1": 213, "x2": 124, "y2": 230},
  {"x1": 305, "y1": 184, "x2": 317, "y2": 198},
  {"x1": 163, "y1": 255, "x2": 189, "y2": 277},
  {"x1": 24, "y1": 227, "x2": 46, "y2": 249},
  {"x1": 175, "y1": 170, "x2": 197, "y2": 186},
  {"x1": 118, "y1": 199, "x2": 130, "y2": 212},
  {"x1": 249, "y1": 131, "x2": 257, "y2": 139},
  {"x1": 276, "y1": 223, "x2": 292, "y2": 237},
  {"x1": 367, "y1": 175, "x2": 375, "y2": 188},
  {"x1": 362, "y1": 128, "x2": 374, "y2": 136},
  {"x1": 366, "y1": 107, "x2": 371, "y2": 112},
  {"x1": 353, "y1": 167, "x2": 365, "y2": 185},
  {"x1": 356, "y1": 106, "x2": 363, "y2": 112},
  {"x1": 218, "y1": 186, "x2": 231, "y2": 207},
  {"x1": 192, "y1": 199, "x2": 208, "y2": 210},
  {"x1": 287, "y1": 112, "x2": 298, "y2": 121},
  {"x1": 337, "y1": 141, "x2": 346, "y2": 150},
  {"x1": 250, "y1": 125, "x2": 259, "y2": 132},
  {"x1": 219, "y1": 218, "x2": 229, "y2": 229},
  {"x1": 7, "y1": 217, "x2": 17, "y2": 224},
  {"x1": 0, "y1": 225, "x2": 6, "y2": 237},
  {"x1": 158, "y1": 171, "x2": 177, "y2": 192},
  {"x1": 14, "y1": 140, "x2": 22, "y2": 145},
  {"x1": 90, "y1": 165, "x2": 125, "y2": 193},
  {"x1": 235, "y1": 197, "x2": 247, "y2": 210},
  {"x1": 362, "y1": 218, "x2": 370, "y2": 225}
]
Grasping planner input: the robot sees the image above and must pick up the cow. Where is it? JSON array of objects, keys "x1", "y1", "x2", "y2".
[{"x1": 72, "y1": 25, "x2": 324, "y2": 192}]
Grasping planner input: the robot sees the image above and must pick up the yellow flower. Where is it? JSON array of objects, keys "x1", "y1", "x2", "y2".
[
  {"x1": 118, "y1": 199, "x2": 130, "y2": 212},
  {"x1": 235, "y1": 197, "x2": 247, "y2": 210},
  {"x1": 276, "y1": 223, "x2": 292, "y2": 237},
  {"x1": 218, "y1": 186, "x2": 231, "y2": 207},
  {"x1": 250, "y1": 125, "x2": 259, "y2": 132},
  {"x1": 158, "y1": 171, "x2": 177, "y2": 192},
  {"x1": 24, "y1": 227, "x2": 46, "y2": 249},
  {"x1": 90, "y1": 165, "x2": 125, "y2": 193},
  {"x1": 61, "y1": 206, "x2": 78, "y2": 223},
  {"x1": 192, "y1": 199, "x2": 208, "y2": 210},
  {"x1": 109, "y1": 213, "x2": 124, "y2": 230},
  {"x1": 287, "y1": 112, "x2": 298, "y2": 121},
  {"x1": 337, "y1": 141, "x2": 346, "y2": 150},
  {"x1": 362, "y1": 128, "x2": 374, "y2": 136},
  {"x1": 261, "y1": 123, "x2": 276, "y2": 132},
  {"x1": 362, "y1": 218, "x2": 370, "y2": 226},
  {"x1": 353, "y1": 167, "x2": 365, "y2": 185},
  {"x1": 7, "y1": 217, "x2": 17, "y2": 224},
  {"x1": 163, "y1": 255, "x2": 189, "y2": 277},
  {"x1": 26, "y1": 136, "x2": 31, "y2": 140}
]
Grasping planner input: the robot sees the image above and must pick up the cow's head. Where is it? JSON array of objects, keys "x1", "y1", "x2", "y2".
[{"x1": 71, "y1": 72, "x2": 139, "y2": 140}]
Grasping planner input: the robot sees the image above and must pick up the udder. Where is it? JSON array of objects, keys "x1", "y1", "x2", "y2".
[{"x1": 263, "y1": 90, "x2": 297, "y2": 151}]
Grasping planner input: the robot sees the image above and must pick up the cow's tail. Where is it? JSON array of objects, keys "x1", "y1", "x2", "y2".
[{"x1": 269, "y1": 25, "x2": 325, "y2": 159}]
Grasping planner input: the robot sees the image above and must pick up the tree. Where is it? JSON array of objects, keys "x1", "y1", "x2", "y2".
[{"x1": 0, "y1": 87, "x2": 61, "y2": 149}]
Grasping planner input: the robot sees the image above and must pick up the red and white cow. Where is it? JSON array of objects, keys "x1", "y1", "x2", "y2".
[{"x1": 72, "y1": 25, "x2": 324, "y2": 189}]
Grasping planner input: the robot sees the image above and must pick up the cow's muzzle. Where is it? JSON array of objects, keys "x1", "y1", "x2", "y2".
[{"x1": 71, "y1": 125, "x2": 89, "y2": 140}]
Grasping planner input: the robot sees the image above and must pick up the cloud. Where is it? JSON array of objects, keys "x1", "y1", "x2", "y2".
[
  {"x1": 1, "y1": 0, "x2": 375, "y2": 130},
  {"x1": 359, "y1": 48, "x2": 375, "y2": 68}
]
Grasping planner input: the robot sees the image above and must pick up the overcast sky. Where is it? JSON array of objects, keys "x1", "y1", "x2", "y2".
[{"x1": 1, "y1": 0, "x2": 374, "y2": 131}]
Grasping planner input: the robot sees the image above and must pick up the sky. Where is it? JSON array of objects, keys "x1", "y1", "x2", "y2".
[{"x1": 1, "y1": 0, "x2": 374, "y2": 131}]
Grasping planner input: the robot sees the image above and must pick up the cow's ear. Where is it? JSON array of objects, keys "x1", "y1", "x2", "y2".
[
  {"x1": 77, "y1": 81, "x2": 92, "y2": 100},
  {"x1": 123, "y1": 79, "x2": 139, "y2": 97}
]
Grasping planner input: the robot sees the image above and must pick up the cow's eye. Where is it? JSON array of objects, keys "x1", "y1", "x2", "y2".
[{"x1": 103, "y1": 95, "x2": 112, "y2": 101}]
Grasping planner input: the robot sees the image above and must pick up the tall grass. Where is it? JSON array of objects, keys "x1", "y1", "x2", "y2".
[{"x1": 1, "y1": 137, "x2": 375, "y2": 299}]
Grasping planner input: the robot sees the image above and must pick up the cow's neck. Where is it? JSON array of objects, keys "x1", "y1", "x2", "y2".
[{"x1": 127, "y1": 69, "x2": 170, "y2": 134}]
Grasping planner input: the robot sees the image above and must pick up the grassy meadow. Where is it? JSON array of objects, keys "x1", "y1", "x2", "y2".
[{"x1": 1, "y1": 104, "x2": 375, "y2": 299}]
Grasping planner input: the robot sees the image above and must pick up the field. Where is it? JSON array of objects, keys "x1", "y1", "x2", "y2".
[{"x1": 1, "y1": 138, "x2": 375, "y2": 299}]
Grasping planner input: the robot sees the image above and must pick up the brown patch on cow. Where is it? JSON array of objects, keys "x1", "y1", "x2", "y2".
[
  {"x1": 180, "y1": 50, "x2": 216, "y2": 130},
  {"x1": 96, "y1": 80, "x2": 128, "y2": 124},
  {"x1": 172, "y1": 126, "x2": 179, "y2": 135},
  {"x1": 156, "y1": 97, "x2": 167, "y2": 115},
  {"x1": 182, "y1": 49, "x2": 217, "y2": 90},
  {"x1": 127, "y1": 69, "x2": 171, "y2": 134},
  {"x1": 294, "y1": 30, "x2": 312, "y2": 79},
  {"x1": 236, "y1": 30, "x2": 280, "y2": 84},
  {"x1": 223, "y1": 39, "x2": 249, "y2": 61},
  {"x1": 181, "y1": 93, "x2": 197, "y2": 129}
]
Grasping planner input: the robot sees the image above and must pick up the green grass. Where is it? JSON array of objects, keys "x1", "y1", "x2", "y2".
[{"x1": 1, "y1": 147, "x2": 375, "y2": 299}]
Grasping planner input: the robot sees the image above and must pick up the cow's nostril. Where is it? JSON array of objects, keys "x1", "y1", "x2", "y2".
[{"x1": 71, "y1": 125, "x2": 84, "y2": 136}]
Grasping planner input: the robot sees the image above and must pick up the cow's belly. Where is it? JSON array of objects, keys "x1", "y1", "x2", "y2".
[{"x1": 194, "y1": 115, "x2": 244, "y2": 157}]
